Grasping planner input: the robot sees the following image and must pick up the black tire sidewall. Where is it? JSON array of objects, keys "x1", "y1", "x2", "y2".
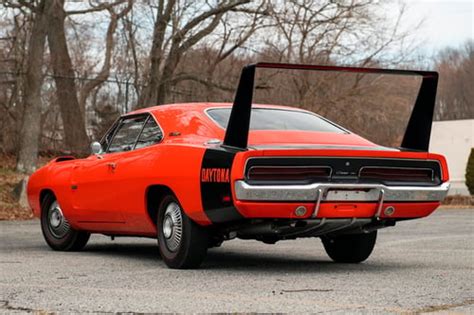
[
  {"x1": 322, "y1": 231, "x2": 377, "y2": 263},
  {"x1": 157, "y1": 195, "x2": 208, "y2": 269},
  {"x1": 40, "y1": 194, "x2": 89, "y2": 251},
  {"x1": 157, "y1": 195, "x2": 182, "y2": 262}
]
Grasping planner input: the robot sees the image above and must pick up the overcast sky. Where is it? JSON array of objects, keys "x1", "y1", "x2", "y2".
[
  {"x1": 36, "y1": 0, "x2": 473, "y2": 65},
  {"x1": 403, "y1": 0, "x2": 473, "y2": 51}
]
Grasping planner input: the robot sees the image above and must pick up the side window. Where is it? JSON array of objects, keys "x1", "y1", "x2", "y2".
[
  {"x1": 100, "y1": 120, "x2": 120, "y2": 152},
  {"x1": 107, "y1": 115, "x2": 147, "y2": 153},
  {"x1": 135, "y1": 117, "x2": 163, "y2": 149}
]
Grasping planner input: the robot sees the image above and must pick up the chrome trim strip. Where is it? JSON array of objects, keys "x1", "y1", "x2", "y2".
[
  {"x1": 248, "y1": 144, "x2": 397, "y2": 151},
  {"x1": 234, "y1": 181, "x2": 450, "y2": 202}
]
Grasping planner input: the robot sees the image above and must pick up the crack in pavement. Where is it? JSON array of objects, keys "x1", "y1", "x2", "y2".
[
  {"x1": 0, "y1": 299, "x2": 51, "y2": 314},
  {"x1": 404, "y1": 298, "x2": 474, "y2": 314},
  {"x1": 280, "y1": 288, "x2": 334, "y2": 293}
]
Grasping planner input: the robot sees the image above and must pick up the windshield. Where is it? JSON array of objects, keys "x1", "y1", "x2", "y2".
[{"x1": 207, "y1": 108, "x2": 345, "y2": 133}]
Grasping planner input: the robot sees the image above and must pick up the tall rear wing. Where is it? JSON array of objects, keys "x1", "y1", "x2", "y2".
[{"x1": 223, "y1": 62, "x2": 438, "y2": 151}]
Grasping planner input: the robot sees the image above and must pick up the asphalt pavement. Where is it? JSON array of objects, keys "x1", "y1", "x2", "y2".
[{"x1": 1, "y1": 209, "x2": 473, "y2": 313}]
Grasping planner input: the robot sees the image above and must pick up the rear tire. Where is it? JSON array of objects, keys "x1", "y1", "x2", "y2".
[
  {"x1": 157, "y1": 195, "x2": 209, "y2": 269},
  {"x1": 40, "y1": 194, "x2": 90, "y2": 251},
  {"x1": 322, "y1": 231, "x2": 377, "y2": 263}
]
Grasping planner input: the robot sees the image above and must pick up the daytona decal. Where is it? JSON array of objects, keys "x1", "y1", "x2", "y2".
[{"x1": 201, "y1": 168, "x2": 230, "y2": 183}]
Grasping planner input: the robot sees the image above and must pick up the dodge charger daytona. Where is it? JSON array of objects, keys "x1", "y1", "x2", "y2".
[{"x1": 27, "y1": 63, "x2": 450, "y2": 269}]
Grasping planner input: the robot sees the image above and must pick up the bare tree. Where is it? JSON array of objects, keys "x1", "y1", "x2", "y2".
[
  {"x1": 183, "y1": 3, "x2": 269, "y2": 100},
  {"x1": 47, "y1": 0, "x2": 90, "y2": 155},
  {"x1": 47, "y1": 0, "x2": 132, "y2": 155},
  {"x1": 77, "y1": 1, "x2": 133, "y2": 114},
  {"x1": 3, "y1": 0, "x2": 51, "y2": 173},
  {"x1": 0, "y1": 11, "x2": 27, "y2": 154},
  {"x1": 3, "y1": 0, "x2": 466, "y2": 162},
  {"x1": 138, "y1": 0, "x2": 252, "y2": 107},
  {"x1": 434, "y1": 40, "x2": 474, "y2": 120},
  {"x1": 252, "y1": 0, "x2": 419, "y2": 146}
]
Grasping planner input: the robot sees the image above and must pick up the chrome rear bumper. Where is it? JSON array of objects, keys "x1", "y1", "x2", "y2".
[{"x1": 234, "y1": 181, "x2": 450, "y2": 203}]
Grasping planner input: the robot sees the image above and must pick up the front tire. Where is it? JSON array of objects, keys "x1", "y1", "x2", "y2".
[
  {"x1": 40, "y1": 194, "x2": 90, "y2": 251},
  {"x1": 322, "y1": 231, "x2": 377, "y2": 263},
  {"x1": 157, "y1": 195, "x2": 209, "y2": 269}
]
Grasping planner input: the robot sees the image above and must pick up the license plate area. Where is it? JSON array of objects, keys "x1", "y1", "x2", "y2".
[{"x1": 325, "y1": 188, "x2": 379, "y2": 201}]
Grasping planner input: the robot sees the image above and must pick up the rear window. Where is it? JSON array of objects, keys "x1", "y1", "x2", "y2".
[{"x1": 207, "y1": 108, "x2": 345, "y2": 133}]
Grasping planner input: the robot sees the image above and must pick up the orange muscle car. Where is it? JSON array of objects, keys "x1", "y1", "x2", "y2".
[{"x1": 27, "y1": 63, "x2": 450, "y2": 269}]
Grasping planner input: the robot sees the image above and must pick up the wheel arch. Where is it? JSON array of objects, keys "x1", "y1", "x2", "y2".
[
  {"x1": 145, "y1": 185, "x2": 176, "y2": 227},
  {"x1": 39, "y1": 189, "x2": 55, "y2": 209},
  {"x1": 145, "y1": 183, "x2": 212, "y2": 227}
]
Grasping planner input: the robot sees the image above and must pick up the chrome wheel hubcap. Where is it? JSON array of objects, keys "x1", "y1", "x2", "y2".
[
  {"x1": 47, "y1": 201, "x2": 70, "y2": 238},
  {"x1": 162, "y1": 202, "x2": 183, "y2": 252}
]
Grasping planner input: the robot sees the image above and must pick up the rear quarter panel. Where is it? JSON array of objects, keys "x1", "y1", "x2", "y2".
[
  {"x1": 148, "y1": 144, "x2": 211, "y2": 224},
  {"x1": 111, "y1": 143, "x2": 211, "y2": 234}
]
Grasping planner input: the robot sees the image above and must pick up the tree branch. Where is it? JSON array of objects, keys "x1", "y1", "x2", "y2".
[
  {"x1": 66, "y1": 0, "x2": 126, "y2": 15},
  {"x1": 78, "y1": 0, "x2": 133, "y2": 110},
  {"x1": 170, "y1": 74, "x2": 235, "y2": 92},
  {"x1": 173, "y1": 0, "x2": 250, "y2": 42}
]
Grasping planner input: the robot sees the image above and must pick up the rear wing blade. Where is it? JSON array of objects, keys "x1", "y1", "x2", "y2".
[{"x1": 223, "y1": 62, "x2": 438, "y2": 151}]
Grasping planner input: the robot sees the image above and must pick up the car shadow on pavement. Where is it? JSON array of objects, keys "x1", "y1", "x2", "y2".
[
  {"x1": 203, "y1": 249, "x2": 393, "y2": 273},
  {"x1": 84, "y1": 243, "x2": 161, "y2": 261},
  {"x1": 80, "y1": 242, "x2": 415, "y2": 273}
]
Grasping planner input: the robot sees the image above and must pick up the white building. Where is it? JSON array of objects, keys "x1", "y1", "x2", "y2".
[{"x1": 429, "y1": 119, "x2": 474, "y2": 195}]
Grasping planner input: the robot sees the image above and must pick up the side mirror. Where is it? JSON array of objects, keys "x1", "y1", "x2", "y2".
[{"x1": 91, "y1": 141, "x2": 103, "y2": 155}]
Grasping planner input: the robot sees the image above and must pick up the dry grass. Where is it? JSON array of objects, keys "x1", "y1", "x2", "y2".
[
  {"x1": 441, "y1": 194, "x2": 474, "y2": 208},
  {"x1": 0, "y1": 155, "x2": 33, "y2": 220},
  {"x1": 0, "y1": 155, "x2": 50, "y2": 221}
]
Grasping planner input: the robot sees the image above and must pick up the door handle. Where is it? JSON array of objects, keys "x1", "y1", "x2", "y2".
[{"x1": 106, "y1": 162, "x2": 116, "y2": 170}]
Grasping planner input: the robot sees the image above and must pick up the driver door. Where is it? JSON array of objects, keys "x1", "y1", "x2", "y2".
[{"x1": 71, "y1": 115, "x2": 148, "y2": 224}]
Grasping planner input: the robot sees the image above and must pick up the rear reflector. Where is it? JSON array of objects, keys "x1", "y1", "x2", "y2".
[
  {"x1": 247, "y1": 166, "x2": 331, "y2": 181},
  {"x1": 359, "y1": 167, "x2": 434, "y2": 183}
]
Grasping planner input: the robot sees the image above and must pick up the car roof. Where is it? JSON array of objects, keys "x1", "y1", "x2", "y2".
[
  {"x1": 121, "y1": 102, "x2": 380, "y2": 149},
  {"x1": 125, "y1": 102, "x2": 311, "y2": 116}
]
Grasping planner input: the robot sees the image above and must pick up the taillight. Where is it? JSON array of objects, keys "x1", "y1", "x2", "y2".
[
  {"x1": 247, "y1": 166, "x2": 331, "y2": 181},
  {"x1": 359, "y1": 167, "x2": 434, "y2": 183}
]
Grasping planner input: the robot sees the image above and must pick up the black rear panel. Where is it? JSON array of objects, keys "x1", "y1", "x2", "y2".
[
  {"x1": 200, "y1": 148, "x2": 244, "y2": 223},
  {"x1": 245, "y1": 157, "x2": 442, "y2": 186}
]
